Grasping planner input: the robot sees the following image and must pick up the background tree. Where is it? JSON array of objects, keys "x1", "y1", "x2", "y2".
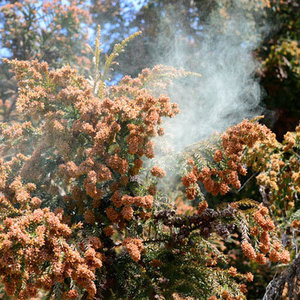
[
  {"x1": 0, "y1": 0, "x2": 91, "y2": 121},
  {"x1": 258, "y1": 0, "x2": 300, "y2": 139}
]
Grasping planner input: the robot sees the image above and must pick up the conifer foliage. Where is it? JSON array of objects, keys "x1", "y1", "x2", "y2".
[{"x1": 0, "y1": 28, "x2": 299, "y2": 300}]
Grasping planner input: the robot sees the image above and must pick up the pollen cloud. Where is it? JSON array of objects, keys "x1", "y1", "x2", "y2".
[{"x1": 152, "y1": 1, "x2": 269, "y2": 151}]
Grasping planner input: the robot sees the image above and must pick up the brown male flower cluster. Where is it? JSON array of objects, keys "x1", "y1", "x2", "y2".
[
  {"x1": 0, "y1": 207, "x2": 100, "y2": 298},
  {"x1": 241, "y1": 242, "x2": 256, "y2": 259},
  {"x1": 197, "y1": 201, "x2": 208, "y2": 214},
  {"x1": 249, "y1": 126, "x2": 300, "y2": 211},
  {"x1": 0, "y1": 59, "x2": 183, "y2": 298},
  {"x1": 151, "y1": 166, "x2": 166, "y2": 178},
  {"x1": 291, "y1": 220, "x2": 300, "y2": 229},
  {"x1": 245, "y1": 204, "x2": 290, "y2": 265},
  {"x1": 253, "y1": 205, "x2": 275, "y2": 231},
  {"x1": 3, "y1": 59, "x2": 179, "y2": 228},
  {"x1": 228, "y1": 266, "x2": 237, "y2": 277},
  {"x1": 122, "y1": 238, "x2": 144, "y2": 262},
  {"x1": 182, "y1": 119, "x2": 279, "y2": 198}
]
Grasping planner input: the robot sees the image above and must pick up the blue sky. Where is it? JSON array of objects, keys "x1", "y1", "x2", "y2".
[{"x1": 0, "y1": 0, "x2": 147, "y2": 59}]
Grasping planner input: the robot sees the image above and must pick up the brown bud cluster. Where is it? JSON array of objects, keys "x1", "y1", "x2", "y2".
[
  {"x1": 182, "y1": 119, "x2": 279, "y2": 198},
  {"x1": 244, "y1": 204, "x2": 290, "y2": 265}
]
